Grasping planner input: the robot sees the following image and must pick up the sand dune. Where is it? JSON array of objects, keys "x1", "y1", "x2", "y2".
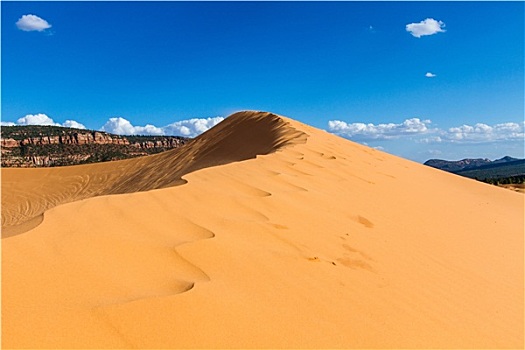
[
  {"x1": 1, "y1": 111, "x2": 306, "y2": 237},
  {"x1": 2, "y1": 111, "x2": 523, "y2": 348}
]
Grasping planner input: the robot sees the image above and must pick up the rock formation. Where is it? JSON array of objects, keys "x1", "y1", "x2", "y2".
[{"x1": 1, "y1": 126, "x2": 188, "y2": 167}]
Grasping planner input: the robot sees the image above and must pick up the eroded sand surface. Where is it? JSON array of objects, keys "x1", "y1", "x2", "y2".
[{"x1": 2, "y1": 111, "x2": 523, "y2": 348}]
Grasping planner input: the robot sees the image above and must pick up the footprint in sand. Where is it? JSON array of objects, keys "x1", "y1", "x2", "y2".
[{"x1": 357, "y1": 215, "x2": 374, "y2": 228}]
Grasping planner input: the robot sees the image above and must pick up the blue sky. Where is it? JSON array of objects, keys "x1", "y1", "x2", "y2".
[{"x1": 2, "y1": 1, "x2": 524, "y2": 162}]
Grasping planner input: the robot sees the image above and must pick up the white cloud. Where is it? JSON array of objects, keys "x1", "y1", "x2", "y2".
[
  {"x1": 163, "y1": 117, "x2": 224, "y2": 137},
  {"x1": 406, "y1": 18, "x2": 445, "y2": 38},
  {"x1": 101, "y1": 117, "x2": 162, "y2": 135},
  {"x1": 425, "y1": 72, "x2": 437, "y2": 78},
  {"x1": 100, "y1": 116, "x2": 224, "y2": 137},
  {"x1": 17, "y1": 113, "x2": 58, "y2": 126},
  {"x1": 329, "y1": 118, "x2": 524, "y2": 145},
  {"x1": 16, "y1": 14, "x2": 52, "y2": 32},
  {"x1": 62, "y1": 120, "x2": 86, "y2": 129},
  {"x1": 418, "y1": 136, "x2": 443, "y2": 143},
  {"x1": 3, "y1": 113, "x2": 224, "y2": 137},
  {"x1": 5, "y1": 113, "x2": 85, "y2": 129},
  {"x1": 445, "y1": 122, "x2": 524, "y2": 143},
  {"x1": 328, "y1": 118, "x2": 431, "y2": 140}
]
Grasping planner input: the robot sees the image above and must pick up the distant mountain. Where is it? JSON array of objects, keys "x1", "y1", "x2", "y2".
[
  {"x1": 492, "y1": 156, "x2": 520, "y2": 164},
  {"x1": 1, "y1": 125, "x2": 190, "y2": 167},
  {"x1": 424, "y1": 156, "x2": 520, "y2": 173},
  {"x1": 424, "y1": 156, "x2": 525, "y2": 182}
]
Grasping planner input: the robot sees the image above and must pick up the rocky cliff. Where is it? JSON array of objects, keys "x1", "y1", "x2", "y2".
[{"x1": 1, "y1": 125, "x2": 189, "y2": 167}]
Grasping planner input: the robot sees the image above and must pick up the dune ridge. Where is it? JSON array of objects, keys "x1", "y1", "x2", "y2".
[
  {"x1": 1, "y1": 111, "x2": 307, "y2": 237},
  {"x1": 2, "y1": 111, "x2": 523, "y2": 348}
]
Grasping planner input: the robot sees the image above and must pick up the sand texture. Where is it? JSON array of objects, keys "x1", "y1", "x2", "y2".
[{"x1": 2, "y1": 111, "x2": 523, "y2": 348}]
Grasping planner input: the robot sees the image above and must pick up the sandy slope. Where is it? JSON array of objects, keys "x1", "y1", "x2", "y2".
[{"x1": 2, "y1": 111, "x2": 523, "y2": 348}]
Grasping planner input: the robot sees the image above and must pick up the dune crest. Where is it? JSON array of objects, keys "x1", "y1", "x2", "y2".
[
  {"x1": 2, "y1": 111, "x2": 523, "y2": 348},
  {"x1": 1, "y1": 111, "x2": 307, "y2": 237}
]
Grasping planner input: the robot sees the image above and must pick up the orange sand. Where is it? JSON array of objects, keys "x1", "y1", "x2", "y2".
[{"x1": 2, "y1": 111, "x2": 523, "y2": 348}]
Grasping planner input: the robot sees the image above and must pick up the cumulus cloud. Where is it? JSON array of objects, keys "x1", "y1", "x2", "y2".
[
  {"x1": 445, "y1": 122, "x2": 524, "y2": 143},
  {"x1": 163, "y1": 117, "x2": 224, "y2": 137},
  {"x1": 62, "y1": 120, "x2": 87, "y2": 129},
  {"x1": 329, "y1": 118, "x2": 524, "y2": 145},
  {"x1": 3, "y1": 113, "x2": 86, "y2": 129},
  {"x1": 328, "y1": 118, "x2": 431, "y2": 140},
  {"x1": 406, "y1": 18, "x2": 445, "y2": 38},
  {"x1": 425, "y1": 72, "x2": 437, "y2": 78},
  {"x1": 17, "y1": 113, "x2": 59, "y2": 126},
  {"x1": 101, "y1": 117, "x2": 163, "y2": 135},
  {"x1": 3, "y1": 113, "x2": 224, "y2": 137},
  {"x1": 16, "y1": 14, "x2": 52, "y2": 32},
  {"x1": 101, "y1": 116, "x2": 224, "y2": 137}
]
